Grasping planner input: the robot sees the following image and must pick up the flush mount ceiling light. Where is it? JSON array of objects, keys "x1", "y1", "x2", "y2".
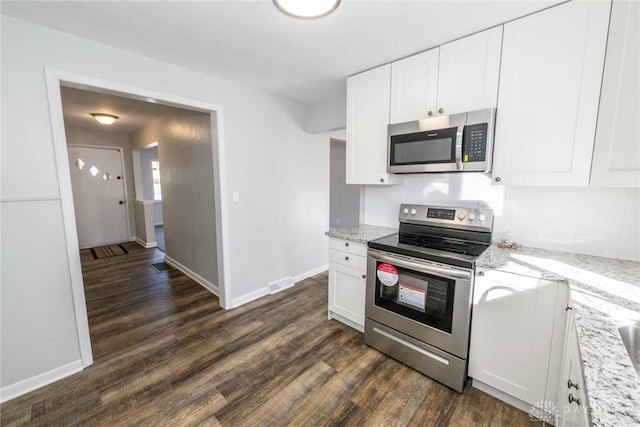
[
  {"x1": 273, "y1": 0, "x2": 341, "y2": 19},
  {"x1": 90, "y1": 113, "x2": 119, "y2": 125}
]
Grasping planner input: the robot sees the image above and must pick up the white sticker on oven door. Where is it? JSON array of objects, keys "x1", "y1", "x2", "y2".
[
  {"x1": 376, "y1": 263, "x2": 398, "y2": 287},
  {"x1": 399, "y1": 284, "x2": 426, "y2": 311}
]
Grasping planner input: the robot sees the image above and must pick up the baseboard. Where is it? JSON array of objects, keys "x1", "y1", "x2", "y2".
[
  {"x1": 231, "y1": 265, "x2": 329, "y2": 309},
  {"x1": 135, "y1": 238, "x2": 157, "y2": 249},
  {"x1": 293, "y1": 265, "x2": 328, "y2": 283},
  {"x1": 0, "y1": 360, "x2": 83, "y2": 403},
  {"x1": 163, "y1": 255, "x2": 219, "y2": 296},
  {"x1": 231, "y1": 286, "x2": 271, "y2": 309}
]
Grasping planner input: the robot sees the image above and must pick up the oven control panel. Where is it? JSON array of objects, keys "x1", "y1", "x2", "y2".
[{"x1": 399, "y1": 204, "x2": 493, "y2": 232}]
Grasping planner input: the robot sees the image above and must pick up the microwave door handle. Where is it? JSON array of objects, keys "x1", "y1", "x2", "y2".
[{"x1": 455, "y1": 130, "x2": 463, "y2": 170}]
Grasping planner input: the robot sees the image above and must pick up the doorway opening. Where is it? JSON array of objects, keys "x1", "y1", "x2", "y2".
[
  {"x1": 329, "y1": 138, "x2": 361, "y2": 228},
  {"x1": 47, "y1": 68, "x2": 231, "y2": 366}
]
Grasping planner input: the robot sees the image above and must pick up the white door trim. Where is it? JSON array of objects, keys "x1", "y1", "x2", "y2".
[
  {"x1": 44, "y1": 68, "x2": 232, "y2": 370},
  {"x1": 67, "y1": 144, "x2": 132, "y2": 246}
]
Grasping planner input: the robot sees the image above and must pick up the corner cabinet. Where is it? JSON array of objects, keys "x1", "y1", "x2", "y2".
[
  {"x1": 389, "y1": 26, "x2": 503, "y2": 124},
  {"x1": 346, "y1": 65, "x2": 404, "y2": 185},
  {"x1": 491, "y1": 0, "x2": 611, "y2": 186},
  {"x1": 328, "y1": 238, "x2": 368, "y2": 331},
  {"x1": 556, "y1": 302, "x2": 590, "y2": 427},
  {"x1": 590, "y1": 0, "x2": 640, "y2": 188},
  {"x1": 469, "y1": 269, "x2": 568, "y2": 417}
]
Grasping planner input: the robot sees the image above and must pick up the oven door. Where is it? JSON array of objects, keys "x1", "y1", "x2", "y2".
[{"x1": 365, "y1": 249, "x2": 473, "y2": 358}]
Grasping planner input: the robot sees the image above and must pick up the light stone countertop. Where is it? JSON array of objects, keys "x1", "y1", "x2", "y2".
[
  {"x1": 477, "y1": 244, "x2": 640, "y2": 427},
  {"x1": 325, "y1": 224, "x2": 397, "y2": 244}
]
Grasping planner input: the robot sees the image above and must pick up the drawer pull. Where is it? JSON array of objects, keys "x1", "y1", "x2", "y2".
[
  {"x1": 345, "y1": 256, "x2": 349, "y2": 261},
  {"x1": 362, "y1": 274, "x2": 366, "y2": 279},
  {"x1": 567, "y1": 379, "x2": 579, "y2": 390},
  {"x1": 568, "y1": 394, "x2": 581, "y2": 406},
  {"x1": 345, "y1": 242, "x2": 349, "y2": 247}
]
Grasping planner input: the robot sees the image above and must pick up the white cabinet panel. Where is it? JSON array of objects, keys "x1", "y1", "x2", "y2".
[
  {"x1": 437, "y1": 26, "x2": 503, "y2": 116},
  {"x1": 591, "y1": 0, "x2": 640, "y2": 187},
  {"x1": 557, "y1": 307, "x2": 589, "y2": 427},
  {"x1": 469, "y1": 269, "x2": 567, "y2": 407},
  {"x1": 328, "y1": 261, "x2": 366, "y2": 330},
  {"x1": 390, "y1": 48, "x2": 439, "y2": 124},
  {"x1": 346, "y1": 65, "x2": 404, "y2": 185},
  {"x1": 492, "y1": 1, "x2": 611, "y2": 186}
]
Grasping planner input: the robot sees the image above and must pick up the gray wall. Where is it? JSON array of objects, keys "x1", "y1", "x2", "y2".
[
  {"x1": 65, "y1": 127, "x2": 137, "y2": 238},
  {"x1": 129, "y1": 109, "x2": 218, "y2": 286},
  {"x1": 330, "y1": 139, "x2": 361, "y2": 228},
  {"x1": 139, "y1": 145, "x2": 158, "y2": 200}
]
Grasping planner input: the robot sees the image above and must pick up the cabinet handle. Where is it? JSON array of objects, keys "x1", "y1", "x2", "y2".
[
  {"x1": 345, "y1": 242, "x2": 349, "y2": 247},
  {"x1": 477, "y1": 271, "x2": 485, "y2": 276},
  {"x1": 428, "y1": 111, "x2": 433, "y2": 116},
  {"x1": 362, "y1": 274, "x2": 366, "y2": 279},
  {"x1": 566, "y1": 306, "x2": 573, "y2": 311},
  {"x1": 345, "y1": 256, "x2": 349, "y2": 261},
  {"x1": 380, "y1": 178, "x2": 385, "y2": 183},
  {"x1": 568, "y1": 394, "x2": 581, "y2": 406},
  {"x1": 495, "y1": 177, "x2": 502, "y2": 183},
  {"x1": 567, "y1": 379, "x2": 579, "y2": 390},
  {"x1": 438, "y1": 108, "x2": 444, "y2": 114}
]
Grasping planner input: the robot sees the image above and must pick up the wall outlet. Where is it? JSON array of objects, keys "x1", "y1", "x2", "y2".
[{"x1": 232, "y1": 191, "x2": 239, "y2": 202}]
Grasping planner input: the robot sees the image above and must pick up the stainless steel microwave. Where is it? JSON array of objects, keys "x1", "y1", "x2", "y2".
[{"x1": 387, "y1": 108, "x2": 496, "y2": 174}]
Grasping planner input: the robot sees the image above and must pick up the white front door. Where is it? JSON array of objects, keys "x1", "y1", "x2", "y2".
[{"x1": 68, "y1": 146, "x2": 129, "y2": 248}]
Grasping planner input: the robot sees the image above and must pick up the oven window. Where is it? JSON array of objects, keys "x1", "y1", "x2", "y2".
[
  {"x1": 389, "y1": 127, "x2": 457, "y2": 165},
  {"x1": 374, "y1": 261, "x2": 454, "y2": 333}
]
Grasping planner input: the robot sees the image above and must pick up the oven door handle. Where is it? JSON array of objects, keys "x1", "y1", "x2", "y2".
[{"x1": 369, "y1": 251, "x2": 471, "y2": 280}]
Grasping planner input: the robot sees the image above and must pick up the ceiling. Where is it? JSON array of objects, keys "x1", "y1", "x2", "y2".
[
  {"x1": 2, "y1": 0, "x2": 562, "y2": 105},
  {"x1": 61, "y1": 86, "x2": 177, "y2": 133}
]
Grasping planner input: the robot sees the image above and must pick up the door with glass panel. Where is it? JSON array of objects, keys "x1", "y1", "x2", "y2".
[{"x1": 68, "y1": 145, "x2": 129, "y2": 248}]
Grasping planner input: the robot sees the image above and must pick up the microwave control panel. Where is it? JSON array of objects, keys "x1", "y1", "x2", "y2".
[{"x1": 462, "y1": 123, "x2": 488, "y2": 162}]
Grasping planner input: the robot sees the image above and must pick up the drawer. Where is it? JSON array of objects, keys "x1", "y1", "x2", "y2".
[
  {"x1": 329, "y1": 249, "x2": 367, "y2": 271},
  {"x1": 329, "y1": 238, "x2": 367, "y2": 257}
]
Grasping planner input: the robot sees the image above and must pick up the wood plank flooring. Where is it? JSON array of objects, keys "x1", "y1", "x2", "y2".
[
  {"x1": 1, "y1": 249, "x2": 542, "y2": 426},
  {"x1": 80, "y1": 242, "x2": 222, "y2": 360}
]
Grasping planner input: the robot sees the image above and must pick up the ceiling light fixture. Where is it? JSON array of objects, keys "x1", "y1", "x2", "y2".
[
  {"x1": 90, "y1": 113, "x2": 119, "y2": 125},
  {"x1": 273, "y1": 0, "x2": 341, "y2": 19}
]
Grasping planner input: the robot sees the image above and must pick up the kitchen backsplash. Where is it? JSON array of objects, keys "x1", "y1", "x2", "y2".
[{"x1": 363, "y1": 174, "x2": 640, "y2": 262}]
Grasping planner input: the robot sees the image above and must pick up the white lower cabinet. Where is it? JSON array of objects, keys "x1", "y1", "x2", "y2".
[
  {"x1": 469, "y1": 269, "x2": 568, "y2": 420},
  {"x1": 557, "y1": 305, "x2": 589, "y2": 427},
  {"x1": 328, "y1": 238, "x2": 367, "y2": 331}
]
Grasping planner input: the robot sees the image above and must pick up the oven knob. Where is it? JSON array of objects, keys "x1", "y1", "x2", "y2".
[
  {"x1": 410, "y1": 208, "x2": 417, "y2": 216},
  {"x1": 468, "y1": 213, "x2": 476, "y2": 221},
  {"x1": 402, "y1": 208, "x2": 409, "y2": 215},
  {"x1": 478, "y1": 213, "x2": 486, "y2": 222},
  {"x1": 458, "y1": 212, "x2": 465, "y2": 221}
]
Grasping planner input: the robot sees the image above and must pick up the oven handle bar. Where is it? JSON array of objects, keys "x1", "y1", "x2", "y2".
[
  {"x1": 369, "y1": 251, "x2": 471, "y2": 280},
  {"x1": 372, "y1": 326, "x2": 450, "y2": 365}
]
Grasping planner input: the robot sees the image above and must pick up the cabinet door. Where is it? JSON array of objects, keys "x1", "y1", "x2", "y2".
[
  {"x1": 492, "y1": 1, "x2": 611, "y2": 186},
  {"x1": 437, "y1": 26, "x2": 503, "y2": 115},
  {"x1": 328, "y1": 262, "x2": 366, "y2": 329},
  {"x1": 468, "y1": 270, "x2": 559, "y2": 406},
  {"x1": 591, "y1": 0, "x2": 640, "y2": 187},
  {"x1": 557, "y1": 308, "x2": 590, "y2": 427},
  {"x1": 346, "y1": 65, "x2": 404, "y2": 185},
  {"x1": 389, "y1": 48, "x2": 439, "y2": 124}
]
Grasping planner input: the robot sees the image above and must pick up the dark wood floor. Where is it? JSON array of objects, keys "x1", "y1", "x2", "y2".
[
  {"x1": 80, "y1": 242, "x2": 222, "y2": 360},
  {"x1": 1, "y1": 248, "x2": 541, "y2": 426}
]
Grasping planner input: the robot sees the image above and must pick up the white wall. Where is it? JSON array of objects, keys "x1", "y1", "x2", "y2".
[
  {"x1": 330, "y1": 138, "x2": 361, "y2": 228},
  {"x1": 0, "y1": 15, "x2": 331, "y2": 396},
  {"x1": 130, "y1": 109, "x2": 218, "y2": 288},
  {"x1": 363, "y1": 174, "x2": 640, "y2": 262},
  {"x1": 304, "y1": 94, "x2": 346, "y2": 134},
  {"x1": 139, "y1": 145, "x2": 158, "y2": 200},
  {"x1": 65, "y1": 127, "x2": 137, "y2": 238}
]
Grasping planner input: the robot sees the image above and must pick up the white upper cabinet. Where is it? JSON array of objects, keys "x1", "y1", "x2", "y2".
[
  {"x1": 492, "y1": 0, "x2": 611, "y2": 186},
  {"x1": 389, "y1": 26, "x2": 503, "y2": 124},
  {"x1": 346, "y1": 64, "x2": 404, "y2": 185},
  {"x1": 437, "y1": 26, "x2": 503, "y2": 117},
  {"x1": 590, "y1": 0, "x2": 640, "y2": 188},
  {"x1": 390, "y1": 48, "x2": 439, "y2": 124}
]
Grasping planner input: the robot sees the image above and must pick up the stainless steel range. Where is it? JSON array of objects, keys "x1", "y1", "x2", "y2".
[{"x1": 365, "y1": 203, "x2": 494, "y2": 392}]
